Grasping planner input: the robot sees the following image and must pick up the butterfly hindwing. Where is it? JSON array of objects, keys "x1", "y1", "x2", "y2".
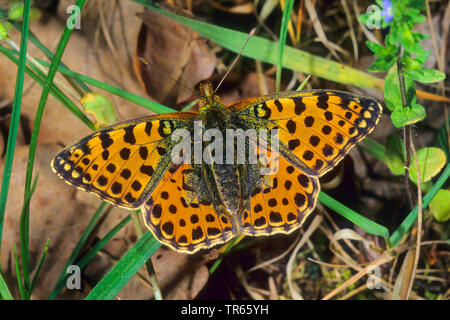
[
  {"x1": 239, "y1": 142, "x2": 320, "y2": 236},
  {"x1": 51, "y1": 113, "x2": 197, "y2": 209},
  {"x1": 142, "y1": 163, "x2": 236, "y2": 253},
  {"x1": 229, "y1": 90, "x2": 382, "y2": 176}
]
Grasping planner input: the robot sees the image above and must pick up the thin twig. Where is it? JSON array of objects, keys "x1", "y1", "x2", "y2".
[
  {"x1": 338, "y1": 283, "x2": 369, "y2": 300},
  {"x1": 341, "y1": 0, "x2": 358, "y2": 60},
  {"x1": 405, "y1": 140, "x2": 423, "y2": 300},
  {"x1": 387, "y1": 255, "x2": 398, "y2": 300},
  {"x1": 396, "y1": 48, "x2": 416, "y2": 208}
]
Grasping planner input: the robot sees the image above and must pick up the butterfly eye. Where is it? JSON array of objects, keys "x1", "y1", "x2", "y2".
[{"x1": 213, "y1": 95, "x2": 221, "y2": 104}]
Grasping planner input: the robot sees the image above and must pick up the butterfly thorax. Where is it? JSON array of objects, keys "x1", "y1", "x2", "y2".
[
  {"x1": 197, "y1": 82, "x2": 230, "y2": 132},
  {"x1": 198, "y1": 81, "x2": 222, "y2": 111}
]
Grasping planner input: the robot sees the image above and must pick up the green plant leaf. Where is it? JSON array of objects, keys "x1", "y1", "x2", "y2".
[
  {"x1": 391, "y1": 103, "x2": 426, "y2": 128},
  {"x1": 385, "y1": 133, "x2": 406, "y2": 175},
  {"x1": 384, "y1": 64, "x2": 416, "y2": 112},
  {"x1": 407, "y1": 67, "x2": 446, "y2": 83},
  {"x1": 400, "y1": 24, "x2": 416, "y2": 52},
  {"x1": 429, "y1": 189, "x2": 450, "y2": 222},
  {"x1": 365, "y1": 40, "x2": 385, "y2": 54},
  {"x1": 403, "y1": 54, "x2": 422, "y2": 71},
  {"x1": 409, "y1": 11, "x2": 426, "y2": 24},
  {"x1": 358, "y1": 137, "x2": 387, "y2": 163},
  {"x1": 0, "y1": 21, "x2": 9, "y2": 40},
  {"x1": 412, "y1": 31, "x2": 428, "y2": 41},
  {"x1": 413, "y1": 50, "x2": 431, "y2": 65},
  {"x1": 368, "y1": 55, "x2": 397, "y2": 72},
  {"x1": 8, "y1": 1, "x2": 24, "y2": 21},
  {"x1": 80, "y1": 92, "x2": 118, "y2": 129},
  {"x1": 409, "y1": 147, "x2": 447, "y2": 184},
  {"x1": 358, "y1": 12, "x2": 371, "y2": 26},
  {"x1": 389, "y1": 23, "x2": 402, "y2": 44}
]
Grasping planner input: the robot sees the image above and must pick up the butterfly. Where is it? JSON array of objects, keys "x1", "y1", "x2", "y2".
[{"x1": 52, "y1": 81, "x2": 382, "y2": 254}]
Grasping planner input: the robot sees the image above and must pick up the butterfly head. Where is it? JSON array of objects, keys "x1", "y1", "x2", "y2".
[{"x1": 198, "y1": 81, "x2": 221, "y2": 112}]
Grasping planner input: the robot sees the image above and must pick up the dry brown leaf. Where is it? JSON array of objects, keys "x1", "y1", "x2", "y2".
[{"x1": 136, "y1": 9, "x2": 217, "y2": 107}]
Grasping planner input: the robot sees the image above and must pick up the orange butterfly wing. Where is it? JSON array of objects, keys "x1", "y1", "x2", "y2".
[
  {"x1": 229, "y1": 90, "x2": 383, "y2": 176},
  {"x1": 142, "y1": 163, "x2": 236, "y2": 253},
  {"x1": 51, "y1": 113, "x2": 197, "y2": 209},
  {"x1": 239, "y1": 142, "x2": 320, "y2": 236}
]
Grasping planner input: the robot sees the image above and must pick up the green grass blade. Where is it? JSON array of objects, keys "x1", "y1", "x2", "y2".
[
  {"x1": 29, "y1": 57, "x2": 175, "y2": 114},
  {"x1": 209, "y1": 237, "x2": 239, "y2": 275},
  {"x1": 0, "y1": 0, "x2": 31, "y2": 257},
  {"x1": 53, "y1": 64, "x2": 175, "y2": 114},
  {"x1": 358, "y1": 137, "x2": 388, "y2": 163},
  {"x1": 76, "y1": 215, "x2": 132, "y2": 270},
  {"x1": 0, "y1": 271, "x2": 13, "y2": 300},
  {"x1": 21, "y1": 0, "x2": 87, "y2": 295},
  {"x1": 85, "y1": 231, "x2": 160, "y2": 300},
  {"x1": 130, "y1": 211, "x2": 162, "y2": 300},
  {"x1": 13, "y1": 244, "x2": 24, "y2": 300},
  {"x1": 389, "y1": 162, "x2": 450, "y2": 247},
  {"x1": 48, "y1": 202, "x2": 108, "y2": 299},
  {"x1": 296, "y1": 75, "x2": 312, "y2": 91},
  {"x1": 1, "y1": 45, "x2": 174, "y2": 117},
  {"x1": 19, "y1": 173, "x2": 38, "y2": 298},
  {"x1": 277, "y1": 0, "x2": 294, "y2": 92},
  {"x1": 319, "y1": 192, "x2": 390, "y2": 239},
  {"x1": 139, "y1": 1, "x2": 384, "y2": 91},
  {"x1": 29, "y1": 238, "x2": 50, "y2": 293}
]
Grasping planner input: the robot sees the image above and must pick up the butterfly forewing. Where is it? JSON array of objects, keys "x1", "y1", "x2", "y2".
[
  {"x1": 51, "y1": 113, "x2": 196, "y2": 209},
  {"x1": 229, "y1": 90, "x2": 382, "y2": 176}
]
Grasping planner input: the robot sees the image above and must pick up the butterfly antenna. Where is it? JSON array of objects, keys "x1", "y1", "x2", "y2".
[
  {"x1": 139, "y1": 57, "x2": 201, "y2": 97},
  {"x1": 214, "y1": 28, "x2": 256, "y2": 94}
]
